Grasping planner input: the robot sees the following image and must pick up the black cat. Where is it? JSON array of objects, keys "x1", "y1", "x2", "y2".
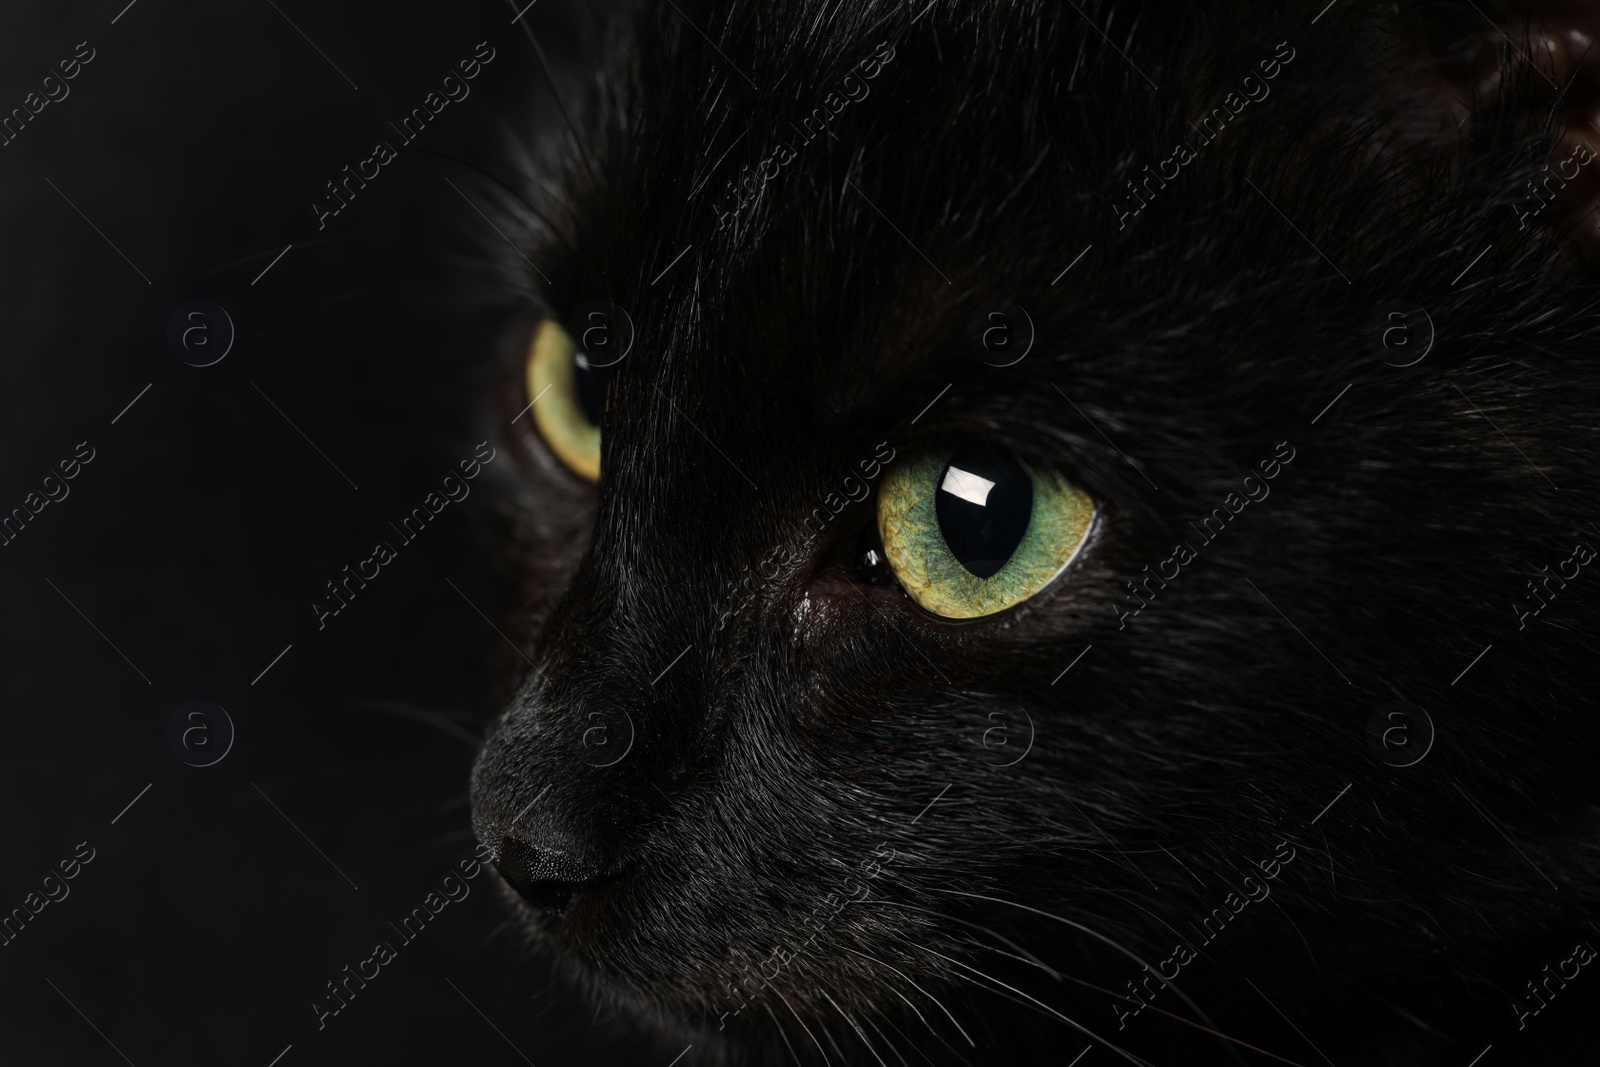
[{"x1": 465, "y1": 1, "x2": 1600, "y2": 1063}]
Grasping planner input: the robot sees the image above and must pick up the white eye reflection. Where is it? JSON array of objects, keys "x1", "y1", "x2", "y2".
[{"x1": 940, "y1": 466, "x2": 997, "y2": 507}]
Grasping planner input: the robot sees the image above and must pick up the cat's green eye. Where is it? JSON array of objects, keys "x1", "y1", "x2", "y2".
[
  {"x1": 876, "y1": 447, "x2": 1095, "y2": 619},
  {"x1": 526, "y1": 318, "x2": 602, "y2": 483}
]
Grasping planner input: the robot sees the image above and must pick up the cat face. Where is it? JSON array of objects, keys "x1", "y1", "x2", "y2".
[{"x1": 468, "y1": 1, "x2": 1600, "y2": 1062}]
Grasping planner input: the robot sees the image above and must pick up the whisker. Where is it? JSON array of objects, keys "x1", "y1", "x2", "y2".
[
  {"x1": 960, "y1": 935, "x2": 1314, "y2": 1067},
  {"x1": 1083, "y1": 885, "x2": 1210, "y2": 964},
  {"x1": 927, "y1": 886, "x2": 1224, "y2": 1054},
  {"x1": 762, "y1": 1000, "x2": 805, "y2": 1067},
  {"x1": 501, "y1": 0, "x2": 604, "y2": 196},
  {"x1": 861, "y1": 898, "x2": 1061, "y2": 980},
  {"x1": 929, "y1": 950, "x2": 1155, "y2": 1067},
  {"x1": 346, "y1": 698, "x2": 482, "y2": 747},
  {"x1": 879, "y1": 1014, "x2": 945, "y2": 1067},
  {"x1": 839, "y1": 946, "x2": 977, "y2": 1049},
  {"x1": 411, "y1": 147, "x2": 570, "y2": 244},
  {"x1": 820, "y1": 989, "x2": 889, "y2": 1067},
  {"x1": 776, "y1": 988, "x2": 834, "y2": 1067},
  {"x1": 838, "y1": 947, "x2": 936, "y2": 1039},
  {"x1": 860, "y1": 1011, "x2": 913, "y2": 1067}
]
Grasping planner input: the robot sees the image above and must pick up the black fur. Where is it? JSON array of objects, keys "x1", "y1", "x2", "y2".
[{"x1": 466, "y1": 1, "x2": 1600, "y2": 1063}]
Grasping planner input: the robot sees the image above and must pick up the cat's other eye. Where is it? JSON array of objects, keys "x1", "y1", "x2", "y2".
[
  {"x1": 876, "y1": 446, "x2": 1095, "y2": 619},
  {"x1": 526, "y1": 318, "x2": 602, "y2": 483}
]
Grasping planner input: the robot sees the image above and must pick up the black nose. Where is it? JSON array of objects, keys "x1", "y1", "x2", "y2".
[{"x1": 494, "y1": 834, "x2": 604, "y2": 914}]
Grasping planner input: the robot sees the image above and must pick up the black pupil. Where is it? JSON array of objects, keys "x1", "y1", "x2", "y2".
[
  {"x1": 934, "y1": 449, "x2": 1033, "y2": 579},
  {"x1": 574, "y1": 352, "x2": 602, "y2": 427}
]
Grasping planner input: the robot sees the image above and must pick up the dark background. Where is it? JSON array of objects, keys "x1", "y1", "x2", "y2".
[{"x1": 0, "y1": 2, "x2": 654, "y2": 1064}]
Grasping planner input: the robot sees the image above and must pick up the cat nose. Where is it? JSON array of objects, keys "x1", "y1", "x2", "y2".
[{"x1": 493, "y1": 832, "x2": 605, "y2": 914}]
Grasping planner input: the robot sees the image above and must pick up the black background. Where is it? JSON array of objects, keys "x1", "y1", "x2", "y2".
[{"x1": 0, "y1": 2, "x2": 653, "y2": 1064}]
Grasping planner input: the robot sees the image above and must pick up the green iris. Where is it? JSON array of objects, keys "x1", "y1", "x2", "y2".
[{"x1": 877, "y1": 447, "x2": 1095, "y2": 619}]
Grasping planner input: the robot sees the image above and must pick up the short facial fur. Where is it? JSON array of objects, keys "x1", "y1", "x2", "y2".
[{"x1": 465, "y1": 2, "x2": 1600, "y2": 1063}]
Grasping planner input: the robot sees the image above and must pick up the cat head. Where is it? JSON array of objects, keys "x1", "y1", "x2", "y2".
[{"x1": 466, "y1": 1, "x2": 1600, "y2": 1061}]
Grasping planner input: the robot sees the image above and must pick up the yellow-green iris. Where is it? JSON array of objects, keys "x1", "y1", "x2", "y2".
[
  {"x1": 526, "y1": 319, "x2": 601, "y2": 482},
  {"x1": 877, "y1": 448, "x2": 1095, "y2": 619}
]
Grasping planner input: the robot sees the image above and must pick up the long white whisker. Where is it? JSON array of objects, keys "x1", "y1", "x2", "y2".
[
  {"x1": 926, "y1": 948, "x2": 1155, "y2": 1067},
  {"x1": 762, "y1": 1001, "x2": 805, "y2": 1067},
  {"x1": 776, "y1": 988, "x2": 836, "y2": 1067},
  {"x1": 879, "y1": 1013, "x2": 948, "y2": 1067},
  {"x1": 820, "y1": 989, "x2": 889, "y2": 1067},
  {"x1": 960, "y1": 936, "x2": 1313, "y2": 1067},
  {"x1": 839, "y1": 946, "x2": 977, "y2": 1048},
  {"x1": 860, "y1": 1010, "x2": 913, "y2": 1067},
  {"x1": 839, "y1": 947, "x2": 938, "y2": 1038},
  {"x1": 927, "y1": 886, "x2": 1225, "y2": 1052},
  {"x1": 863, "y1": 898, "x2": 1061, "y2": 980}
]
